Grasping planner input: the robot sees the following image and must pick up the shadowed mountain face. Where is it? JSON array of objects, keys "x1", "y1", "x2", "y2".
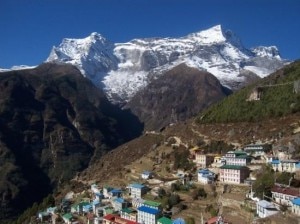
[
  {"x1": 0, "y1": 63, "x2": 143, "y2": 221},
  {"x1": 126, "y1": 64, "x2": 231, "y2": 131}
]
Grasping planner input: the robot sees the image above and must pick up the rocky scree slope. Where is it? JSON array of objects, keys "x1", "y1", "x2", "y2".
[{"x1": 0, "y1": 63, "x2": 143, "y2": 222}]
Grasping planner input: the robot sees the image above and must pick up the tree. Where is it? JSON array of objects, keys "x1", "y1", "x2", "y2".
[
  {"x1": 168, "y1": 193, "x2": 180, "y2": 207},
  {"x1": 252, "y1": 164, "x2": 275, "y2": 199},
  {"x1": 158, "y1": 187, "x2": 167, "y2": 198}
]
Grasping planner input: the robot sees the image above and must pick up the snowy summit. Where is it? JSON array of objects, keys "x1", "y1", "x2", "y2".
[{"x1": 46, "y1": 25, "x2": 288, "y2": 104}]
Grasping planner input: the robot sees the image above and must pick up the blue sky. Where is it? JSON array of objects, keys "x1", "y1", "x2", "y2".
[{"x1": 0, "y1": 0, "x2": 299, "y2": 68}]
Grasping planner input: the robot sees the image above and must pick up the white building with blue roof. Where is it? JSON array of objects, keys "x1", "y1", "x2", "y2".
[
  {"x1": 198, "y1": 169, "x2": 215, "y2": 184},
  {"x1": 128, "y1": 183, "x2": 147, "y2": 198},
  {"x1": 137, "y1": 205, "x2": 161, "y2": 224},
  {"x1": 270, "y1": 159, "x2": 300, "y2": 172},
  {"x1": 292, "y1": 198, "x2": 300, "y2": 216},
  {"x1": 112, "y1": 197, "x2": 128, "y2": 211},
  {"x1": 256, "y1": 200, "x2": 278, "y2": 218}
]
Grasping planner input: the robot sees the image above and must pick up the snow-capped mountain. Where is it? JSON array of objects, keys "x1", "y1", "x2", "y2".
[
  {"x1": 0, "y1": 65, "x2": 36, "y2": 72},
  {"x1": 46, "y1": 25, "x2": 288, "y2": 103}
]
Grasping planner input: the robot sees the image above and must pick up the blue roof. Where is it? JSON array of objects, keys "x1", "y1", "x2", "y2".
[
  {"x1": 138, "y1": 206, "x2": 160, "y2": 215},
  {"x1": 110, "y1": 189, "x2": 122, "y2": 193},
  {"x1": 129, "y1": 183, "x2": 145, "y2": 189},
  {"x1": 271, "y1": 160, "x2": 280, "y2": 164},
  {"x1": 198, "y1": 169, "x2": 214, "y2": 175},
  {"x1": 114, "y1": 197, "x2": 125, "y2": 203},
  {"x1": 172, "y1": 218, "x2": 186, "y2": 224},
  {"x1": 143, "y1": 171, "x2": 152, "y2": 175},
  {"x1": 292, "y1": 198, "x2": 300, "y2": 206},
  {"x1": 92, "y1": 199, "x2": 100, "y2": 206}
]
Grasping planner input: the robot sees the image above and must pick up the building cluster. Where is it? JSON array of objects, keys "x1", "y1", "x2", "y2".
[
  {"x1": 193, "y1": 143, "x2": 300, "y2": 220},
  {"x1": 37, "y1": 173, "x2": 186, "y2": 224},
  {"x1": 37, "y1": 143, "x2": 300, "y2": 223}
]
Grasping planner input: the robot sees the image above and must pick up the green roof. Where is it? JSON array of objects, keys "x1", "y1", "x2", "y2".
[
  {"x1": 220, "y1": 165, "x2": 248, "y2": 170},
  {"x1": 105, "y1": 208, "x2": 114, "y2": 214},
  {"x1": 158, "y1": 217, "x2": 172, "y2": 224},
  {"x1": 144, "y1": 200, "x2": 161, "y2": 207},
  {"x1": 62, "y1": 213, "x2": 72, "y2": 220},
  {"x1": 121, "y1": 208, "x2": 135, "y2": 214}
]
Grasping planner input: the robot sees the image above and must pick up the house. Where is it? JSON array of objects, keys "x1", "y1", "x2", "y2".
[
  {"x1": 120, "y1": 208, "x2": 138, "y2": 222},
  {"x1": 256, "y1": 200, "x2": 278, "y2": 218},
  {"x1": 103, "y1": 186, "x2": 114, "y2": 198},
  {"x1": 95, "y1": 192, "x2": 104, "y2": 201},
  {"x1": 46, "y1": 206, "x2": 57, "y2": 214},
  {"x1": 270, "y1": 159, "x2": 281, "y2": 171},
  {"x1": 142, "y1": 171, "x2": 153, "y2": 179},
  {"x1": 132, "y1": 198, "x2": 145, "y2": 208},
  {"x1": 271, "y1": 185, "x2": 300, "y2": 206},
  {"x1": 280, "y1": 160, "x2": 300, "y2": 173},
  {"x1": 71, "y1": 201, "x2": 90, "y2": 214},
  {"x1": 172, "y1": 218, "x2": 186, "y2": 224},
  {"x1": 270, "y1": 159, "x2": 300, "y2": 172},
  {"x1": 219, "y1": 165, "x2": 250, "y2": 184},
  {"x1": 244, "y1": 144, "x2": 271, "y2": 156},
  {"x1": 112, "y1": 197, "x2": 128, "y2": 211},
  {"x1": 195, "y1": 152, "x2": 214, "y2": 168},
  {"x1": 206, "y1": 216, "x2": 229, "y2": 224},
  {"x1": 92, "y1": 199, "x2": 101, "y2": 214},
  {"x1": 143, "y1": 200, "x2": 162, "y2": 211},
  {"x1": 103, "y1": 207, "x2": 114, "y2": 216},
  {"x1": 137, "y1": 206, "x2": 161, "y2": 224},
  {"x1": 211, "y1": 156, "x2": 224, "y2": 167},
  {"x1": 198, "y1": 169, "x2": 215, "y2": 184},
  {"x1": 91, "y1": 183, "x2": 100, "y2": 194},
  {"x1": 157, "y1": 216, "x2": 172, "y2": 224},
  {"x1": 128, "y1": 183, "x2": 147, "y2": 198},
  {"x1": 62, "y1": 213, "x2": 73, "y2": 224},
  {"x1": 103, "y1": 214, "x2": 138, "y2": 224},
  {"x1": 82, "y1": 203, "x2": 92, "y2": 213},
  {"x1": 291, "y1": 198, "x2": 300, "y2": 216},
  {"x1": 38, "y1": 211, "x2": 50, "y2": 222},
  {"x1": 224, "y1": 151, "x2": 251, "y2": 166},
  {"x1": 109, "y1": 189, "x2": 123, "y2": 198}
]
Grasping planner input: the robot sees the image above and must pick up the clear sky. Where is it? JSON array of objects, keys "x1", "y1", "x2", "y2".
[{"x1": 0, "y1": 0, "x2": 299, "y2": 68}]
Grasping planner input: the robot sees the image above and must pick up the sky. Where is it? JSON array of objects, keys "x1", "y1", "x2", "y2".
[{"x1": 0, "y1": 0, "x2": 299, "y2": 68}]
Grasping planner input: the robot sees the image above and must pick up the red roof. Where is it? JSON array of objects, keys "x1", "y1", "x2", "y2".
[
  {"x1": 103, "y1": 214, "x2": 117, "y2": 221},
  {"x1": 103, "y1": 214, "x2": 138, "y2": 224},
  {"x1": 271, "y1": 185, "x2": 300, "y2": 197},
  {"x1": 206, "y1": 216, "x2": 229, "y2": 224}
]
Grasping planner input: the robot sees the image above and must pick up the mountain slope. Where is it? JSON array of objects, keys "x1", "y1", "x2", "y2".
[
  {"x1": 0, "y1": 63, "x2": 143, "y2": 222},
  {"x1": 126, "y1": 64, "x2": 231, "y2": 131},
  {"x1": 46, "y1": 25, "x2": 287, "y2": 104},
  {"x1": 197, "y1": 60, "x2": 300, "y2": 124}
]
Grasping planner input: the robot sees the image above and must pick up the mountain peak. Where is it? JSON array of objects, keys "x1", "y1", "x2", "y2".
[{"x1": 187, "y1": 24, "x2": 226, "y2": 44}]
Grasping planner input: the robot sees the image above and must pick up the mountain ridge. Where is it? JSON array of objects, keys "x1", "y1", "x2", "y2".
[
  {"x1": 46, "y1": 25, "x2": 288, "y2": 104},
  {"x1": 0, "y1": 63, "x2": 143, "y2": 222}
]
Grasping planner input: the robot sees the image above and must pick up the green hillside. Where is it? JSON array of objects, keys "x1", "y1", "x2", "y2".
[{"x1": 197, "y1": 60, "x2": 300, "y2": 124}]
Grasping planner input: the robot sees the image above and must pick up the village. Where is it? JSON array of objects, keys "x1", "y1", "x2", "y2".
[{"x1": 36, "y1": 140, "x2": 300, "y2": 224}]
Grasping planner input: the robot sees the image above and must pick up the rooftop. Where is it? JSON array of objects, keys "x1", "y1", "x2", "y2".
[
  {"x1": 292, "y1": 198, "x2": 300, "y2": 206},
  {"x1": 271, "y1": 186, "x2": 300, "y2": 197},
  {"x1": 257, "y1": 200, "x2": 276, "y2": 209},
  {"x1": 129, "y1": 183, "x2": 145, "y2": 189},
  {"x1": 158, "y1": 216, "x2": 172, "y2": 224},
  {"x1": 138, "y1": 206, "x2": 160, "y2": 215},
  {"x1": 143, "y1": 200, "x2": 161, "y2": 207},
  {"x1": 220, "y1": 165, "x2": 248, "y2": 170}
]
